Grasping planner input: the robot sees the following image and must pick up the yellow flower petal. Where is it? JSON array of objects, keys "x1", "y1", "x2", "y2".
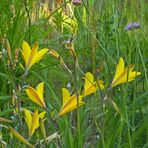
[
  {"x1": 83, "y1": 85, "x2": 96, "y2": 96},
  {"x1": 24, "y1": 109, "x2": 32, "y2": 132},
  {"x1": 62, "y1": 88, "x2": 71, "y2": 108},
  {"x1": 129, "y1": 71, "x2": 141, "y2": 79},
  {"x1": 29, "y1": 48, "x2": 48, "y2": 68},
  {"x1": 39, "y1": 111, "x2": 46, "y2": 119},
  {"x1": 83, "y1": 72, "x2": 104, "y2": 97},
  {"x1": 58, "y1": 93, "x2": 85, "y2": 116},
  {"x1": 30, "y1": 109, "x2": 39, "y2": 137},
  {"x1": 21, "y1": 41, "x2": 31, "y2": 66},
  {"x1": 27, "y1": 42, "x2": 38, "y2": 68},
  {"x1": 37, "y1": 82, "x2": 44, "y2": 104},
  {"x1": 84, "y1": 72, "x2": 94, "y2": 90},
  {"x1": 112, "y1": 69, "x2": 129, "y2": 87},
  {"x1": 112, "y1": 57, "x2": 124, "y2": 82},
  {"x1": 26, "y1": 86, "x2": 46, "y2": 108}
]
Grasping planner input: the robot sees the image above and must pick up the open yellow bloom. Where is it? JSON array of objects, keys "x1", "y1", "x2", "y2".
[
  {"x1": 58, "y1": 88, "x2": 85, "y2": 116},
  {"x1": 83, "y1": 72, "x2": 104, "y2": 97},
  {"x1": 21, "y1": 41, "x2": 48, "y2": 69},
  {"x1": 24, "y1": 109, "x2": 46, "y2": 137},
  {"x1": 111, "y1": 57, "x2": 141, "y2": 87},
  {"x1": 26, "y1": 82, "x2": 46, "y2": 108}
]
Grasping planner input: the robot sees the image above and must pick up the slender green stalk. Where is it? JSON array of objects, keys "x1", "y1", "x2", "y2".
[{"x1": 24, "y1": 0, "x2": 31, "y2": 44}]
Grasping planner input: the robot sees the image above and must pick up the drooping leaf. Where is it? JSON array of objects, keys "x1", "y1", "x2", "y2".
[{"x1": 9, "y1": 127, "x2": 34, "y2": 148}]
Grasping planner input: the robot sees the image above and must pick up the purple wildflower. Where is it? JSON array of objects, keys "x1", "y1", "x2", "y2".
[
  {"x1": 125, "y1": 22, "x2": 140, "y2": 31},
  {"x1": 72, "y1": 0, "x2": 82, "y2": 5}
]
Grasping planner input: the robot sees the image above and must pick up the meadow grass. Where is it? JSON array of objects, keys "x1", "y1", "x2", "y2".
[{"x1": 0, "y1": 0, "x2": 148, "y2": 147}]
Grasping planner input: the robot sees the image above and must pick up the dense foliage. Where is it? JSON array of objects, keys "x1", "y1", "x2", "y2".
[{"x1": 0, "y1": 0, "x2": 147, "y2": 147}]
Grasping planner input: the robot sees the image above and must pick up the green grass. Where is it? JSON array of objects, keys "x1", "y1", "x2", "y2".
[{"x1": 0, "y1": 0, "x2": 148, "y2": 147}]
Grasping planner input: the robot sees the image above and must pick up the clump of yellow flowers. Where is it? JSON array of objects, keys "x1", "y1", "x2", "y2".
[
  {"x1": 8, "y1": 40, "x2": 141, "y2": 147},
  {"x1": 21, "y1": 44, "x2": 140, "y2": 117},
  {"x1": 20, "y1": 41, "x2": 141, "y2": 117}
]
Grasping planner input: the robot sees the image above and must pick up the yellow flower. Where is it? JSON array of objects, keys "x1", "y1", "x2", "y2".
[
  {"x1": 24, "y1": 109, "x2": 46, "y2": 137},
  {"x1": 26, "y1": 82, "x2": 46, "y2": 108},
  {"x1": 21, "y1": 41, "x2": 48, "y2": 69},
  {"x1": 111, "y1": 57, "x2": 141, "y2": 87},
  {"x1": 58, "y1": 88, "x2": 85, "y2": 116},
  {"x1": 83, "y1": 72, "x2": 104, "y2": 97}
]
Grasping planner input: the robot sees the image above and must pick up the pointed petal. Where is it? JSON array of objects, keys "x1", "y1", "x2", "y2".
[
  {"x1": 39, "y1": 111, "x2": 46, "y2": 119},
  {"x1": 29, "y1": 48, "x2": 48, "y2": 68},
  {"x1": 37, "y1": 82, "x2": 45, "y2": 104},
  {"x1": 32, "y1": 42, "x2": 39, "y2": 52},
  {"x1": 27, "y1": 42, "x2": 39, "y2": 69},
  {"x1": 83, "y1": 85, "x2": 96, "y2": 96},
  {"x1": 59, "y1": 94, "x2": 84, "y2": 116},
  {"x1": 129, "y1": 71, "x2": 141, "y2": 80},
  {"x1": 62, "y1": 88, "x2": 71, "y2": 107},
  {"x1": 111, "y1": 71, "x2": 128, "y2": 87},
  {"x1": 30, "y1": 109, "x2": 39, "y2": 137},
  {"x1": 21, "y1": 41, "x2": 31, "y2": 66},
  {"x1": 26, "y1": 86, "x2": 46, "y2": 108},
  {"x1": 58, "y1": 101, "x2": 85, "y2": 116},
  {"x1": 84, "y1": 72, "x2": 94, "y2": 90},
  {"x1": 24, "y1": 109, "x2": 32, "y2": 132},
  {"x1": 112, "y1": 57, "x2": 125, "y2": 84},
  {"x1": 83, "y1": 80, "x2": 104, "y2": 97}
]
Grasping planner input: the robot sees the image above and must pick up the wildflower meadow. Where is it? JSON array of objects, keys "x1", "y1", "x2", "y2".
[{"x1": 0, "y1": 0, "x2": 147, "y2": 147}]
